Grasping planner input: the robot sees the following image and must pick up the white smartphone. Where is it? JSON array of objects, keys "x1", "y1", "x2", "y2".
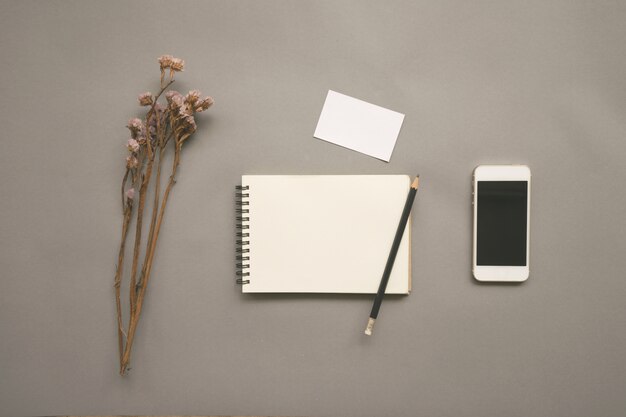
[{"x1": 472, "y1": 165, "x2": 531, "y2": 282}]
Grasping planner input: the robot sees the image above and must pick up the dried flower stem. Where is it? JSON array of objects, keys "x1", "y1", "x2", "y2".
[
  {"x1": 120, "y1": 82, "x2": 177, "y2": 374},
  {"x1": 128, "y1": 162, "x2": 152, "y2": 313},
  {"x1": 115, "y1": 56, "x2": 212, "y2": 375},
  {"x1": 120, "y1": 169, "x2": 129, "y2": 212},
  {"x1": 120, "y1": 144, "x2": 182, "y2": 375},
  {"x1": 127, "y1": 80, "x2": 173, "y2": 312},
  {"x1": 114, "y1": 201, "x2": 133, "y2": 363},
  {"x1": 135, "y1": 146, "x2": 162, "y2": 295}
]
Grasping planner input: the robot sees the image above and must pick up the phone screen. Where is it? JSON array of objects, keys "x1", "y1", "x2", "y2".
[{"x1": 477, "y1": 181, "x2": 528, "y2": 266}]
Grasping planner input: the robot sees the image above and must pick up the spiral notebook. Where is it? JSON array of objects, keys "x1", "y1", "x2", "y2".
[{"x1": 236, "y1": 175, "x2": 411, "y2": 294}]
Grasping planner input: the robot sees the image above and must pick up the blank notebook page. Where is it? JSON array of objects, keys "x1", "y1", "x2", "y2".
[{"x1": 241, "y1": 175, "x2": 411, "y2": 293}]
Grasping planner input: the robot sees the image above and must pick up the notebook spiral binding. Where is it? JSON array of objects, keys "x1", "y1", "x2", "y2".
[{"x1": 235, "y1": 185, "x2": 250, "y2": 285}]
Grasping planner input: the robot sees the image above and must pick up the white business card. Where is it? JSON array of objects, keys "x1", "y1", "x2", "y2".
[{"x1": 313, "y1": 90, "x2": 405, "y2": 162}]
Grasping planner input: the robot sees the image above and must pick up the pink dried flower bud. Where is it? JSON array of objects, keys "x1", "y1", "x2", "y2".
[
  {"x1": 166, "y1": 90, "x2": 195, "y2": 117},
  {"x1": 127, "y1": 118, "x2": 143, "y2": 132},
  {"x1": 185, "y1": 90, "x2": 201, "y2": 105},
  {"x1": 138, "y1": 92, "x2": 154, "y2": 106},
  {"x1": 136, "y1": 136, "x2": 147, "y2": 145},
  {"x1": 127, "y1": 138, "x2": 140, "y2": 153},
  {"x1": 195, "y1": 96, "x2": 214, "y2": 112},
  {"x1": 158, "y1": 55, "x2": 173, "y2": 69},
  {"x1": 172, "y1": 95, "x2": 184, "y2": 108},
  {"x1": 180, "y1": 104, "x2": 192, "y2": 117},
  {"x1": 165, "y1": 90, "x2": 182, "y2": 104},
  {"x1": 169, "y1": 94, "x2": 190, "y2": 116},
  {"x1": 129, "y1": 118, "x2": 142, "y2": 128},
  {"x1": 126, "y1": 188, "x2": 135, "y2": 200},
  {"x1": 127, "y1": 118, "x2": 145, "y2": 139},
  {"x1": 182, "y1": 114, "x2": 197, "y2": 132},
  {"x1": 170, "y1": 58, "x2": 185, "y2": 72},
  {"x1": 126, "y1": 155, "x2": 139, "y2": 169}
]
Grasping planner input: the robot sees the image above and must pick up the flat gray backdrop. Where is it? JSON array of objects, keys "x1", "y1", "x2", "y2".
[{"x1": 1, "y1": 1, "x2": 625, "y2": 416}]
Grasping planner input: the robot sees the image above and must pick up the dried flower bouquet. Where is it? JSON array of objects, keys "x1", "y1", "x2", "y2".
[{"x1": 114, "y1": 55, "x2": 213, "y2": 375}]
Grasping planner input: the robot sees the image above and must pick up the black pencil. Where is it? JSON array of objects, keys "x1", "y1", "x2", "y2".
[{"x1": 365, "y1": 175, "x2": 420, "y2": 336}]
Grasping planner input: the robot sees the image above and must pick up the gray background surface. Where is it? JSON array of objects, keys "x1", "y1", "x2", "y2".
[{"x1": 1, "y1": 1, "x2": 625, "y2": 416}]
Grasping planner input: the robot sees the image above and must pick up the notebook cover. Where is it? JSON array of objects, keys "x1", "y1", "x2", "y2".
[{"x1": 237, "y1": 175, "x2": 411, "y2": 294}]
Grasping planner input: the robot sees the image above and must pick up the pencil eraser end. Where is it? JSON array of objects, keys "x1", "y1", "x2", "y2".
[{"x1": 364, "y1": 317, "x2": 375, "y2": 336}]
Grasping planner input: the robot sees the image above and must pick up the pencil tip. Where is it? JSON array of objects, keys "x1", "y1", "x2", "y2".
[{"x1": 411, "y1": 176, "x2": 420, "y2": 189}]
